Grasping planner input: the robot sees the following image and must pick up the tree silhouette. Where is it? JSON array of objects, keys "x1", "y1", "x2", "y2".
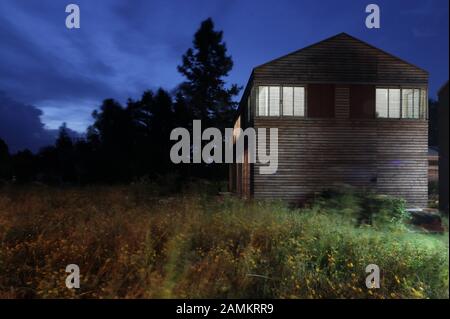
[
  {"x1": 0, "y1": 138, "x2": 11, "y2": 180},
  {"x1": 55, "y1": 123, "x2": 76, "y2": 182},
  {"x1": 428, "y1": 99, "x2": 439, "y2": 147},
  {"x1": 12, "y1": 149, "x2": 36, "y2": 183},
  {"x1": 148, "y1": 88, "x2": 175, "y2": 174},
  {"x1": 177, "y1": 18, "x2": 240, "y2": 130},
  {"x1": 88, "y1": 99, "x2": 134, "y2": 182},
  {"x1": 5, "y1": 18, "x2": 240, "y2": 186}
]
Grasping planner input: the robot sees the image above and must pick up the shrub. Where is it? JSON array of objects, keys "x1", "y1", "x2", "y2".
[{"x1": 315, "y1": 186, "x2": 410, "y2": 229}]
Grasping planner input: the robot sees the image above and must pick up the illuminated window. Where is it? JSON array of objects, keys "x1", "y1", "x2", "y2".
[
  {"x1": 283, "y1": 86, "x2": 305, "y2": 117},
  {"x1": 258, "y1": 86, "x2": 305, "y2": 117},
  {"x1": 376, "y1": 88, "x2": 427, "y2": 119}
]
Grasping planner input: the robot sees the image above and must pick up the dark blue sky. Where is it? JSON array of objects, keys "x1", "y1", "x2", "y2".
[{"x1": 0, "y1": 0, "x2": 448, "y2": 151}]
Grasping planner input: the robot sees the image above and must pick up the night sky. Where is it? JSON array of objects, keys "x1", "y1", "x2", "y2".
[{"x1": 0, "y1": 0, "x2": 448, "y2": 152}]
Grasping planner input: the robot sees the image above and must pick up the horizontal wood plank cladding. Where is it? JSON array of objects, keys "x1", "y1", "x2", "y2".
[
  {"x1": 253, "y1": 34, "x2": 428, "y2": 86},
  {"x1": 335, "y1": 86, "x2": 350, "y2": 119},
  {"x1": 253, "y1": 118, "x2": 428, "y2": 207}
]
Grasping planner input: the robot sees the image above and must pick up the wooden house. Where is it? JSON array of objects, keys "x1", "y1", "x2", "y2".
[{"x1": 230, "y1": 33, "x2": 429, "y2": 208}]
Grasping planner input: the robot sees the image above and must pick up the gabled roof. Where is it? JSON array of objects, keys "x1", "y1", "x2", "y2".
[
  {"x1": 251, "y1": 32, "x2": 428, "y2": 85},
  {"x1": 235, "y1": 32, "x2": 428, "y2": 123},
  {"x1": 254, "y1": 32, "x2": 427, "y2": 74}
]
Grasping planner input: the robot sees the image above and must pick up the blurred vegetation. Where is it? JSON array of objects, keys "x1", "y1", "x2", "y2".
[
  {"x1": 428, "y1": 180, "x2": 439, "y2": 209},
  {"x1": 0, "y1": 183, "x2": 447, "y2": 299}
]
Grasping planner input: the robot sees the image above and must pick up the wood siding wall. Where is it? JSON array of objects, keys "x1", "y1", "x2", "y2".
[
  {"x1": 231, "y1": 33, "x2": 429, "y2": 207},
  {"x1": 253, "y1": 117, "x2": 428, "y2": 208},
  {"x1": 335, "y1": 86, "x2": 350, "y2": 119},
  {"x1": 253, "y1": 33, "x2": 428, "y2": 86}
]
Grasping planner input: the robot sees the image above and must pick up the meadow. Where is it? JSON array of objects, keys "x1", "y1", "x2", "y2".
[{"x1": 0, "y1": 181, "x2": 448, "y2": 299}]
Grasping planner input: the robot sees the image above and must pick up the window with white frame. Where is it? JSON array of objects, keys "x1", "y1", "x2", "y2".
[
  {"x1": 283, "y1": 86, "x2": 305, "y2": 116},
  {"x1": 376, "y1": 88, "x2": 427, "y2": 119},
  {"x1": 258, "y1": 86, "x2": 269, "y2": 116},
  {"x1": 258, "y1": 86, "x2": 305, "y2": 117},
  {"x1": 269, "y1": 86, "x2": 280, "y2": 116}
]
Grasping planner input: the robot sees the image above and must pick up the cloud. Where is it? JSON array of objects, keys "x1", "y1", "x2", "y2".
[
  {"x1": 0, "y1": 0, "x2": 447, "y2": 136},
  {"x1": 0, "y1": 0, "x2": 194, "y2": 133},
  {"x1": 0, "y1": 10, "x2": 116, "y2": 103},
  {"x1": 0, "y1": 92, "x2": 56, "y2": 153}
]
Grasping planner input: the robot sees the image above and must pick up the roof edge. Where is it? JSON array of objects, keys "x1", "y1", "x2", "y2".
[{"x1": 254, "y1": 32, "x2": 428, "y2": 75}]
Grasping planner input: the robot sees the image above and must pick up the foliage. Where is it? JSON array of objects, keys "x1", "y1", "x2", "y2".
[
  {"x1": 314, "y1": 186, "x2": 410, "y2": 230},
  {"x1": 0, "y1": 185, "x2": 447, "y2": 299},
  {"x1": 429, "y1": 180, "x2": 439, "y2": 209}
]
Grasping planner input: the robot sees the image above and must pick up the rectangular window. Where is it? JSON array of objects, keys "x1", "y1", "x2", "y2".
[
  {"x1": 376, "y1": 88, "x2": 388, "y2": 118},
  {"x1": 376, "y1": 87, "x2": 427, "y2": 119},
  {"x1": 402, "y1": 89, "x2": 414, "y2": 118},
  {"x1": 283, "y1": 87, "x2": 294, "y2": 116},
  {"x1": 258, "y1": 86, "x2": 280, "y2": 116},
  {"x1": 258, "y1": 86, "x2": 304, "y2": 117},
  {"x1": 269, "y1": 86, "x2": 280, "y2": 116},
  {"x1": 420, "y1": 89, "x2": 428, "y2": 119},
  {"x1": 389, "y1": 89, "x2": 401, "y2": 118},
  {"x1": 282, "y1": 86, "x2": 305, "y2": 116},
  {"x1": 413, "y1": 89, "x2": 420, "y2": 119},
  {"x1": 293, "y1": 87, "x2": 305, "y2": 116},
  {"x1": 258, "y1": 86, "x2": 268, "y2": 116}
]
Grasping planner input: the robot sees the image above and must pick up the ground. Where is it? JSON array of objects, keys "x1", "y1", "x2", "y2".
[{"x1": 0, "y1": 182, "x2": 448, "y2": 299}]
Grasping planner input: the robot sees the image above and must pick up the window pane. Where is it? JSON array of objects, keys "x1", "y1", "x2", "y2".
[
  {"x1": 376, "y1": 89, "x2": 388, "y2": 118},
  {"x1": 283, "y1": 87, "x2": 293, "y2": 116},
  {"x1": 294, "y1": 87, "x2": 305, "y2": 116},
  {"x1": 269, "y1": 86, "x2": 280, "y2": 116},
  {"x1": 402, "y1": 89, "x2": 414, "y2": 118},
  {"x1": 388, "y1": 89, "x2": 400, "y2": 118},
  {"x1": 420, "y1": 89, "x2": 428, "y2": 119},
  {"x1": 258, "y1": 86, "x2": 268, "y2": 116},
  {"x1": 413, "y1": 89, "x2": 420, "y2": 119}
]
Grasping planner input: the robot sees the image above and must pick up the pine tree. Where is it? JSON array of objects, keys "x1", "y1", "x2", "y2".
[{"x1": 177, "y1": 18, "x2": 240, "y2": 130}]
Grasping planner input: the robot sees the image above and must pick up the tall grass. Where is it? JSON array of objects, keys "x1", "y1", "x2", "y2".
[{"x1": 0, "y1": 184, "x2": 448, "y2": 298}]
